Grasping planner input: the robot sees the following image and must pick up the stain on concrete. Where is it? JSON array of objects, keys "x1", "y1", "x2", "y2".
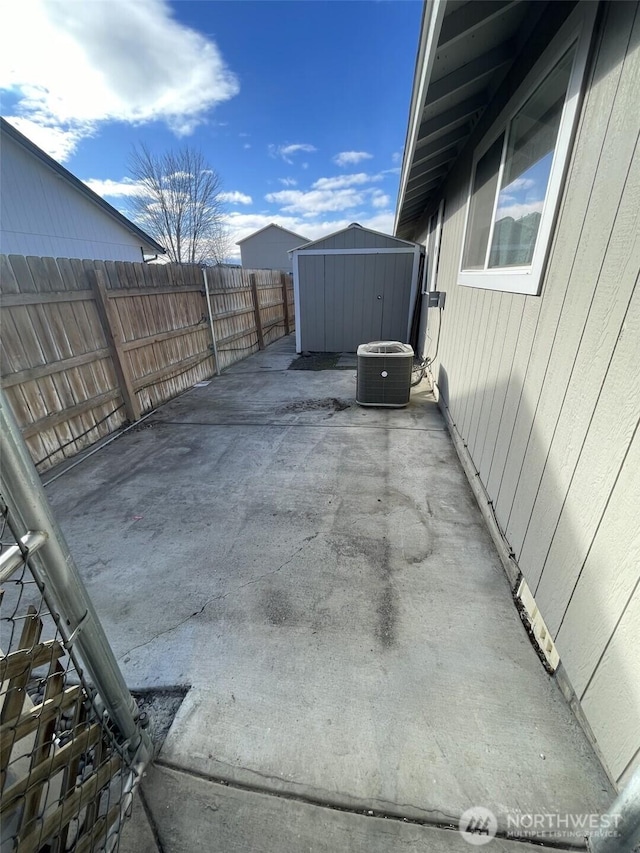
[
  {"x1": 376, "y1": 582, "x2": 398, "y2": 649},
  {"x1": 261, "y1": 587, "x2": 298, "y2": 627},
  {"x1": 288, "y1": 354, "x2": 341, "y2": 371},
  {"x1": 83, "y1": 557, "x2": 110, "y2": 579},
  {"x1": 276, "y1": 398, "x2": 351, "y2": 416},
  {"x1": 374, "y1": 540, "x2": 398, "y2": 649}
]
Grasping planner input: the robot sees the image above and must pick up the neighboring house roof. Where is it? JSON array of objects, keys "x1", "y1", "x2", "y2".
[
  {"x1": 395, "y1": 0, "x2": 545, "y2": 239},
  {"x1": 0, "y1": 117, "x2": 166, "y2": 255},
  {"x1": 236, "y1": 223, "x2": 310, "y2": 246},
  {"x1": 291, "y1": 222, "x2": 419, "y2": 253}
]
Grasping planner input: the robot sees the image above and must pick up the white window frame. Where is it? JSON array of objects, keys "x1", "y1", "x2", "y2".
[
  {"x1": 458, "y1": 2, "x2": 597, "y2": 295},
  {"x1": 422, "y1": 199, "x2": 445, "y2": 294}
]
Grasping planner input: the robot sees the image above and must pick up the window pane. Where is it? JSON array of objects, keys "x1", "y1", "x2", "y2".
[
  {"x1": 461, "y1": 134, "x2": 504, "y2": 270},
  {"x1": 489, "y1": 46, "x2": 576, "y2": 268}
]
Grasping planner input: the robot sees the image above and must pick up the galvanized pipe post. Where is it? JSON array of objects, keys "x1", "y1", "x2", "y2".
[
  {"x1": 589, "y1": 765, "x2": 640, "y2": 853},
  {"x1": 0, "y1": 391, "x2": 142, "y2": 751},
  {"x1": 202, "y1": 265, "x2": 221, "y2": 376}
]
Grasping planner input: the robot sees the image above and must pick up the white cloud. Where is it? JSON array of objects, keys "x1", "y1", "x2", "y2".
[
  {"x1": 82, "y1": 177, "x2": 147, "y2": 198},
  {"x1": 269, "y1": 143, "x2": 317, "y2": 164},
  {"x1": 496, "y1": 201, "x2": 544, "y2": 221},
  {"x1": 243, "y1": 143, "x2": 251, "y2": 149},
  {"x1": 333, "y1": 150, "x2": 373, "y2": 167},
  {"x1": 279, "y1": 178, "x2": 297, "y2": 187},
  {"x1": 0, "y1": 0, "x2": 239, "y2": 160},
  {"x1": 265, "y1": 188, "x2": 367, "y2": 215},
  {"x1": 506, "y1": 177, "x2": 537, "y2": 192},
  {"x1": 371, "y1": 191, "x2": 391, "y2": 209},
  {"x1": 85, "y1": 177, "x2": 253, "y2": 209},
  {"x1": 265, "y1": 173, "x2": 393, "y2": 216},
  {"x1": 225, "y1": 211, "x2": 395, "y2": 262},
  {"x1": 219, "y1": 191, "x2": 252, "y2": 205},
  {"x1": 312, "y1": 172, "x2": 382, "y2": 190},
  {"x1": 2, "y1": 118, "x2": 88, "y2": 162},
  {"x1": 391, "y1": 151, "x2": 402, "y2": 164}
]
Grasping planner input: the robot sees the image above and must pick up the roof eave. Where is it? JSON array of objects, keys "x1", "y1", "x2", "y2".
[
  {"x1": 394, "y1": 1, "x2": 538, "y2": 240},
  {"x1": 394, "y1": 0, "x2": 448, "y2": 237}
]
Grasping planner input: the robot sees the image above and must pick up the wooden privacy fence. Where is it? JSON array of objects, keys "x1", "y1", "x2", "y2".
[{"x1": 0, "y1": 255, "x2": 295, "y2": 472}]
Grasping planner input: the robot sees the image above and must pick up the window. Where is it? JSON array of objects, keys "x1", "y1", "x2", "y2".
[
  {"x1": 458, "y1": 3, "x2": 596, "y2": 295},
  {"x1": 422, "y1": 199, "x2": 444, "y2": 294}
]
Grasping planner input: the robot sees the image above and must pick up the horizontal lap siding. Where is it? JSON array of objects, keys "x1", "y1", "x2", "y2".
[
  {"x1": 0, "y1": 134, "x2": 149, "y2": 262},
  {"x1": 416, "y1": 1, "x2": 640, "y2": 784}
]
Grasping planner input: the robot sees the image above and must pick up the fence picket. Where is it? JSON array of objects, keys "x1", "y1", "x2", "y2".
[{"x1": 0, "y1": 256, "x2": 294, "y2": 470}]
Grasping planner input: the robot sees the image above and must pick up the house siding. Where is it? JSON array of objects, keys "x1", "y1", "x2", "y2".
[
  {"x1": 239, "y1": 227, "x2": 308, "y2": 271},
  {"x1": 0, "y1": 133, "x2": 149, "y2": 262},
  {"x1": 411, "y1": 1, "x2": 640, "y2": 786}
]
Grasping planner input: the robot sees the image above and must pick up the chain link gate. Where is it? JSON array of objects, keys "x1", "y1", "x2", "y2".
[{"x1": 0, "y1": 391, "x2": 152, "y2": 852}]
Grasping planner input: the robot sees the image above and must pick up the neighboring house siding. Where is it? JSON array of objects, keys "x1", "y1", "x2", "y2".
[
  {"x1": 0, "y1": 133, "x2": 146, "y2": 261},
  {"x1": 240, "y1": 228, "x2": 307, "y2": 271},
  {"x1": 415, "y1": 2, "x2": 640, "y2": 786}
]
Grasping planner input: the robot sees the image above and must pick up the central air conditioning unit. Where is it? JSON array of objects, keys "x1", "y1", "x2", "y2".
[{"x1": 356, "y1": 341, "x2": 414, "y2": 408}]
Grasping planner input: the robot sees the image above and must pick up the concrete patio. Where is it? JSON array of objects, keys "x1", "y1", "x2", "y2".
[{"x1": 45, "y1": 335, "x2": 613, "y2": 851}]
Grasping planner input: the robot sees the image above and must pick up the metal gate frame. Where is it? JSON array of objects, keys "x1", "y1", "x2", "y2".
[{"x1": 1, "y1": 390, "x2": 152, "y2": 851}]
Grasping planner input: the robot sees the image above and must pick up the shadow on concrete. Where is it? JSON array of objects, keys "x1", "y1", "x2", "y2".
[{"x1": 43, "y1": 336, "x2": 615, "y2": 851}]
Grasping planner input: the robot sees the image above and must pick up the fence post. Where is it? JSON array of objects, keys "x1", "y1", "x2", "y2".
[
  {"x1": 89, "y1": 269, "x2": 141, "y2": 423},
  {"x1": 249, "y1": 273, "x2": 265, "y2": 350},
  {"x1": 280, "y1": 272, "x2": 291, "y2": 336}
]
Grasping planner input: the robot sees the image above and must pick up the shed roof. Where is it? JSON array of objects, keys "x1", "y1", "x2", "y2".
[
  {"x1": 291, "y1": 223, "x2": 420, "y2": 253},
  {"x1": 395, "y1": 0, "x2": 547, "y2": 239},
  {"x1": 236, "y1": 223, "x2": 311, "y2": 246},
  {"x1": 0, "y1": 118, "x2": 166, "y2": 255}
]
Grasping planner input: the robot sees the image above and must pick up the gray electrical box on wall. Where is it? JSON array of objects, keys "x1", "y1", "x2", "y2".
[{"x1": 427, "y1": 291, "x2": 446, "y2": 309}]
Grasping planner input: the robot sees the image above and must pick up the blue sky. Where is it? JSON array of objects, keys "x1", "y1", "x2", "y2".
[{"x1": 1, "y1": 0, "x2": 422, "y2": 260}]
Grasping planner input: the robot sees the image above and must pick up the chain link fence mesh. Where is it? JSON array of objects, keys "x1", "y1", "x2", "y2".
[{"x1": 1, "y1": 494, "x2": 146, "y2": 852}]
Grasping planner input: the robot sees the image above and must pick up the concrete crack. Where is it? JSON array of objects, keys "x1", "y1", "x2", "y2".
[{"x1": 118, "y1": 534, "x2": 318, "y2": 661}]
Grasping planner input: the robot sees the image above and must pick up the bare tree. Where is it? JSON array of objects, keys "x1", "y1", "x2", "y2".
[{"x1": 128, "y1": 144, "x2": 230, "y2": 264}]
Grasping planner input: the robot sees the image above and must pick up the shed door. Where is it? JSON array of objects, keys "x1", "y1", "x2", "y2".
[
  {"x1": 299, "y1": 252, "x2": 414, "y2": 351},
  {"x1": 324, "y1": 253, "x2": 414, "y2": 351},
  {"x1": 324, "y1": 254, "x2": 384, "y2": 351},
  {"x1": 378, "y1": 253, "x2": 414, "y2": 342}
]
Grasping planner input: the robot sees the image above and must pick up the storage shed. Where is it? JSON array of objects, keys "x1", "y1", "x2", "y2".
[{"x1": 291, "y1": 223, "x2": 423, "y2": 353}]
